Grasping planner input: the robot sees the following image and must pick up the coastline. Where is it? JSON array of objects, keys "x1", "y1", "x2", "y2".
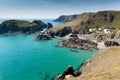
[
  {"x1": 63, "y1": 33, "x2": 106, "y2": 49},
  {"x1": 64, "y1": 46, "x2": 120, "y2": 80}
]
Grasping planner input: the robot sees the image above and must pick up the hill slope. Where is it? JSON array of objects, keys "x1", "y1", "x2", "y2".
[
  {"x1": 52, "y1": 11, "x2": 120, "y2": 33},
  {"x1": 65, "y1": 46, "x2": 120, "y2": 80},
  {"x1": 53, "y1": 15, "x2": 80, "y2": 22},
  {"x1": 0, "y1": 20, "x2": 48, "y2": 33}
]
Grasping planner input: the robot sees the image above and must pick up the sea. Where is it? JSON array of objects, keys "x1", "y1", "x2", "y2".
[{"x1": 0, "y1": 19, "x2": 97, "y2": 80}]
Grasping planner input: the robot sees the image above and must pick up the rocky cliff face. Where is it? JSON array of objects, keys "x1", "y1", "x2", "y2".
[
  {"x1": 55, "y1": 27, "x2": 72, "y2": 37},
  {"x1": 0, "y1": 20, "x2": 51, "y2": 34},
  {"x1": 53, "y1": 15, "x2": 80, "y2": 22},
  {"x1": 65, "y1": 46, "x2": 120, "y2": 80}
]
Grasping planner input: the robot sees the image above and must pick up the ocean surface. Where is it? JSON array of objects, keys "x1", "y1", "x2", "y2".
[{"x1": 0, "y1": 19, "x2": 97, "y2": 80}]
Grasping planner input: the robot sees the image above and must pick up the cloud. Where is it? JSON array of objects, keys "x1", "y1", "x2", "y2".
[{"x1": 0, "y1": 0, "x2": 120, "y2": 18}]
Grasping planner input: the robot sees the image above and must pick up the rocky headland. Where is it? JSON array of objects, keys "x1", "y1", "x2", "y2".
[
  {"x1": 59, "y1": 35, "x2": 98, "y2": 50},
  {"x1": 64, "y1": 46, "x2": 120, "y2": 80},
  {"x1": 0, "y1": 20, "x2": 53, "y2": 34}
]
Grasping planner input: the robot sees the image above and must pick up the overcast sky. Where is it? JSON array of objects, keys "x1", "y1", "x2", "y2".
[{"x1": 0, "y1": 0, "x2": 120, "y2": 18}]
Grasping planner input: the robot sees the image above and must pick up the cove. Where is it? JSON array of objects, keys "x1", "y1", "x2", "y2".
[{"x1": 0, "y1": 34, "x2": 97, "y2": 80}]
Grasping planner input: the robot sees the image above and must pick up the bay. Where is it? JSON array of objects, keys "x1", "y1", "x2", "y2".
[{"x1": 0, "y1": 19, "x2": 97, "y2": 80}]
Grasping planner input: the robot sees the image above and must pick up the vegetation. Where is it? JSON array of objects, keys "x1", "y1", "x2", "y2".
[
  {"x1": 65, "y1": 46, "x2": 120, "y2": 80},
  {"x1": 0, "y1": 20, "x2": 36, "y2": 27},
  {"x1": 52, "y1": 11, "x2": 120, "y2": 33}
]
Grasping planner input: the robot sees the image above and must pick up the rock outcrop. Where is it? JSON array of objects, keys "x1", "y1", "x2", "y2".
[
  {"x1": 0, "y1": 20, "x2": 53, "y2": 34},
  {"x1": 36, "y1": 34, "x2": 51, "y2": 40},
  {"x1": 33, "y1": 20, "x2": 47, "y2": 28},
  {"x1": 59, "y1": 37, "x2": 98, "y2": 50},
  {"x1": 64, "y1": 46, "x2": 120, "y2": 80},
  {"x1": 104, "y1": 40, "x2": 120, "y2": 47},
  {"x1": 55, "y1": 66, "x2": 81, "y2": 80},
  {"x1": 55, "y1": 27, "x2": 72, "y2": 37}
]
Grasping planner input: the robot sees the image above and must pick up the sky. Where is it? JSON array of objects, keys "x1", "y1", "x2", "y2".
[{"x1": 0, "y1": 0, "x2": 120, "y2": 18}]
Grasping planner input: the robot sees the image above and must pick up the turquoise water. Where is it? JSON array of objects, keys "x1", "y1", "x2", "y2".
[
  {"x1": 0, "y1": 34, "x2": 97, "y2": 80},
  {"x1": 0, "y1": 19, "x2": 97, "y2": 80}
]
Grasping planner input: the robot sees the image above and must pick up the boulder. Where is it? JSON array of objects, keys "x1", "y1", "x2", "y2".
[
  {"x1": 54, "y1": 65, "x2": 81, "y2": 80},
  {"x1": 36, "y1": 34, "x2": 51, "y2": 40},
  {"x1": 104, "y1": 40, "x2": 120, "y2": 47},
  {"x1": 55, "y1": 27, "x2": 72, "y2": 37}
]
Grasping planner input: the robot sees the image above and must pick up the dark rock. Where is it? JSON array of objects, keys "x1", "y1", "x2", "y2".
[
  {"x1": 62, "y1": 66, "x2": 74, "y2": 76},
  {"x1": 70, "y1": 34, "x2": 78, "y2": 38},
  {"x1": 72, "y1": 31, "x2": 79, "y2": 34},
  {"x1": 54, "y1": 65, "x2": 81, "y2": 80},
  {"x1": 47, "y1": 30, "x2": 56, "y2": 38},
  {"x1": 54, "y1": 74, "x2": 64, "y2": 80},
  {"x1": 47, "y1": 23, "x2": 53, "y2": 29},
  {"x1": 36, "y1": 34, "x2": 51, "y2": 40},
  {"x1": 104, "y1": 40, "x2": 120, "y2": 47},
  {"x1": 54, "y1": 66, "x2": 74, "y2": 80},
  {"x1": 74, "y1": 70, "x2": 81, "y2": 77},
  {"x1": 0, "y1": 20, "x2": 48, "y2": 34},
  {"x1": 55, "y1": 27, "x2": 72, "y2": 37},
  {"x1": 96, "y1": 11, "x2": 115, "y2": 23},
  {"x1": 33, "y1": 20, "x2": 47, "y2": 28},
  {"x1": 59, "y1": 37, "x2": 98, "y2": 50}
]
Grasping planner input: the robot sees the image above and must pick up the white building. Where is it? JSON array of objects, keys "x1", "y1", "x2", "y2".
[
  {"x1": 104, "y1": 29, "x2": 112, "y2": 34},
  {"x1": 89, "y1": 29, "x2": 96, "y2": 33}
]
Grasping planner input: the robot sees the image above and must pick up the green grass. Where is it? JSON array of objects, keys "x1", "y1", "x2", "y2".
[
  {"x1": 52, "y1": 11, "x2": 120, "y2": 32},
  {"x1": 1, "y1": 20, "x2": 36, "y2": 27}
]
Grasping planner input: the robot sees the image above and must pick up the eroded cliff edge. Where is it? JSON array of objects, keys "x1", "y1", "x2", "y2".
[{"x1": 65, "y1": 46, "x2": 120, "y2": 80}]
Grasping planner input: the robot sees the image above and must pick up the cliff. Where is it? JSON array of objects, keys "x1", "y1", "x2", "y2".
[
  {"x1": 52, "y1": 11, "x2": 120, "y2": 33},
  {"x1": 0, "y1": 20, "x2": 52, "y2": 34},
  {"x1": 65, "y1": 46, "x2": 120, "y2": 80},
  {"x1": 53, "y1": 15, "x2": 80, "y2": 22}
]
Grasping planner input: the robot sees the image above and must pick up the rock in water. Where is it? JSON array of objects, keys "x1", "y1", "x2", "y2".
[
  {"x1": 36, "y1": 34, "x2": 51, "y2": 40},
  {"x1": 0, "y1": 20, "x2": 48, "y2": 34}
]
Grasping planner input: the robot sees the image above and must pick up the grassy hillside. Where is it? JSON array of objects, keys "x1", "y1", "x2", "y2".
[
  {"x1": 0, "y1": 20, "x2": 36, "y2": 27},
  {"x1": 52, "y1": 11, "x2": 120, "y2": 33},
  {"x1": 65, "y1": 46, "x2": 120, "y2": 80}
]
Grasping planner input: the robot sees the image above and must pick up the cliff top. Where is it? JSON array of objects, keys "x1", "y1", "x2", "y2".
[
  {"x1": 65, "y1": 46, "x2": 120, "y2": 80},
  {"x1": 52, "y1": 10, "x2": 120, "y2": 32},
  {"x1": 0, "y1": 20, "x2": 36, "y2": 27}
]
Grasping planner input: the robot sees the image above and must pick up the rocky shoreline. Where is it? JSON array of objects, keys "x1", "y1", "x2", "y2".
[
  {"x1": 0, "y1": 20, "x2": 53, "y2": 34},
  {"x1": 59, "y1": 37, "x2": 98, "y2": 50}
]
